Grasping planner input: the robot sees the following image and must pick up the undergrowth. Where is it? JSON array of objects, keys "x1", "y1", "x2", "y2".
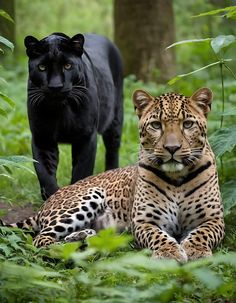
[{"x1": 0, "y1": 227, "x2": 236, "y2": 303}]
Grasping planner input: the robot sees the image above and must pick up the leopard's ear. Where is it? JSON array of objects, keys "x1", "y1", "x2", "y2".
[
  {"x1": 24, "y1": 36, "x2": 41, "y2": 58},
  {"x1": 133, "y1": 90, "x2": 154, "y2": 119},
  {"x1": 70, "y1": 34, "x2": 84, "y2": 56},
  {"x1": 191, "y1": 88, "x2": 213, "y2": 116}
]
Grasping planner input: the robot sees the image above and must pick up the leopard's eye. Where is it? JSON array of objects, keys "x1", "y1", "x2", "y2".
[
  {"x1": 38, "y1": 64, "x2": 46, "y2": 71},
  {"x1": 183, "y1": 120, "x2": 194, "y2": 129},
  {"x1": 64, "y1": 63, "x2": 72, "y2": 70},
  {"x1": 150, "y1": 121, "x2": 162, "y2": 130}
]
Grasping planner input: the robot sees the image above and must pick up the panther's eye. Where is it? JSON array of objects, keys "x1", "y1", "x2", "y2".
[
  {"x1": 150, "y1": 121, "x2": 162, "y2": 130},
  {"x1": 64, "y1": 63, "x2": 72, "y2": 70},
  {"x1": 38, "y1": 64, "x2": 46, "y2": 71},
  {"x1": 183, "y1": 120, "x2": 194, "y2": 129}
]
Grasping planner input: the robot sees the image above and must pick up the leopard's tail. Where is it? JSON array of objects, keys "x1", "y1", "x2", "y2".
[{"x1": 0, "y1": 212, "x2": 40, "y2": 233}]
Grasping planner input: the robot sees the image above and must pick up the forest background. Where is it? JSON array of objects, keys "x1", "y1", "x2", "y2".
[{"x1": 0, "y1": 1, "x2": 236, "y2": 302}]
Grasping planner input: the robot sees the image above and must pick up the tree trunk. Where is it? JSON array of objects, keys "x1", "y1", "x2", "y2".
[
  {"x1": 0, "y1": 0, "x2": 15, "y2": 45},
  {"x1": 114, "y1": 0, "x2": 175, "y2": 83}
]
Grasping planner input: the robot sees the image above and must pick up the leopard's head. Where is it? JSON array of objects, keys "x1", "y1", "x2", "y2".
[{"x1": 133, "y1": 88, "x2": 213, "y2": 173}]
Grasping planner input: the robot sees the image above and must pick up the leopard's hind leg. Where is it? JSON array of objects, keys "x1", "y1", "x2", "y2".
[
  {"x1": 34, "y1": 187, "x2": 106, "y2": 247},
  {"x1": 33, "y1": 233, "x2": 57, "y2": 247}
]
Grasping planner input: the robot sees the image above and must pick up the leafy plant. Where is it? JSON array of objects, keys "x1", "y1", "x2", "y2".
[
  {"x1": 0, "y1": 10, "x2": 14, "y2": 116},
  {"x1": 0, "y1": 10, "x2": 35, "y2": 183},
  {"x1": 167, "y1": 6, "x2": 236, "y2": 215},
  {"x1": 0, "y1": 227, "x2": 236, "y2": 302}
]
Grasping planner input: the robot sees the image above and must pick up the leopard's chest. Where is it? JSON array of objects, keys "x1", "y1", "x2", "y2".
[{"x1": 132, "y1": 176, "x2": 210, "y2": 240}]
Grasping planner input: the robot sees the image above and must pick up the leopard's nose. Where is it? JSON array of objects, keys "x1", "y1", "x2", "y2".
[{"x1": 164, "y1": 144, "x2": 181, "y2": 155}]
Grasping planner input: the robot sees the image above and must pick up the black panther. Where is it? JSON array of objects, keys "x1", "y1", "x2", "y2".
[{"x1": 25, "y1": 33, "x2": 123, "y2": 200}]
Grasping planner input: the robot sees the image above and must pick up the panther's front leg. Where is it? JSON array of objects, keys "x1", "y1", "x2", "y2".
[
  {"x1": 133, "y1": 222, "x2": 188, "y2": 262},
  {"x1": 32, "y1": 139, "x2": 59, "y2": 200},
  {"x1": 71, "y1": 132, "x2": 97, "y2": 183},
  {"x1": 180, "y1": 218, "x2": 225, "y2": 260}
]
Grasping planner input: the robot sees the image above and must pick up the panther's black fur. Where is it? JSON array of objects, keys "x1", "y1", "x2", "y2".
[{"x1": 25, "y1": 32, "x2": 123, "y2": 200}]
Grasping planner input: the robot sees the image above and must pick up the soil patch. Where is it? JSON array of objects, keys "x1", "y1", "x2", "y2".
[{"x1": 0, "y1": 202, "x2": 37, "y2": 224}]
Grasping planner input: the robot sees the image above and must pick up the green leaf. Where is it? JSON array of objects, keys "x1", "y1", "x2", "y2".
[
  {"x1": 2, "y1": 165, "x2": 12, "y2": 174},
  {"x1": 0, "y1": 36, "x2": 14, "y2": 51},
  {"x1": 0, "y1": 173, "x2": 13, "y2": 180},
  {"x1": 0, "y1": 9, "x2": 14, "y2": 23},
  {"x1": 191, "y1": 268, "x2": 222, "y2": 289},
  {"x1": 209, "y1": 125, "x2": 236, "y2": 157},
  {"x1": 211, "y1": 35, "x2": 236, "y2": 54},
  {"x1": 221, "y1": 180, "x2": 236, "y2": 216},
  {"x1": 0, "y1": 244, "x2": 11, "y2": 256},
  {"x1": 226, "y1": 9, "x2": 236, "y2": 19},
  {"x1": 0, "y1": 156, "x2": 36, "y2": 175},
  {"x1": 168, "y1": 61, "x2": 221, "y2": 85},
  {"x1": 88, "y1": 228, "x2": 132, "y2": 253},
  {"x1": 0, "y1": 92, "x2": 15, "y2": 107},
  {"x1": 49, "y1": 242, "x2": 80, "y2": 260},
  {"x1": 193, "y1": 6, "x2": 236, "y2": 18},
  {"x1": 0, "y1": 107, "x2": 7, "y2": 117},
  {"x1": 0, "y1": 156, "x2": 35, "y2": 164},
  {"x1": 166, "y1": 38, "x2": 211, "y2": 50},
  {"x1": 0, "y1": 77, "x2": 8, "y2": 85}
]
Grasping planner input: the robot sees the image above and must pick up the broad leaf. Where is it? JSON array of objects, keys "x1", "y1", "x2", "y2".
[
  {"x1": 226, "y1": 9, "x2": 236, "y2": 19},
  {"x1": 0, "y1": 36, "x2": 14, "y2": 51},
  {"x1": 221, "y1": 180, "x2": 236, "y2": 216},
  {"x1": 211, "y1": 35, "x2": 236, "y2": 54},
  {"x1": 168, "y1": 61, "x2": 221, "y2": 85},
  {"x1": 0, "y1": 156, "x2": 35, "y2": 164},
  {"x1": 166, "y1": 38, "x2": 211, "y2": 50},
  {"x1": 0, "y1": 173, "x2": 13, "y2": 180},
  {"x1": 0, "y1": 156, "x2": 36, "y2": 175},
  {"x1": 0, "y1": 9, "x2": 14, "y2": 23},
  {"x1": 0, "y1": 77, "x2": 8, "y2": 85},
  {"x1": 209, "y1": 125, "x2": 236, "y2": 157},
  {"x1": 191, "y1": 268, "x2": 222, "y2": 289},
  {"x1": 0, "y1": 107, "x2": 7, "y2": 117},
  {"x1": 0, "y1": 92, "x2": 15, "y2": 108},
  {"x1": 193, "y1": 6, "x2": 236, "y2": 18}
]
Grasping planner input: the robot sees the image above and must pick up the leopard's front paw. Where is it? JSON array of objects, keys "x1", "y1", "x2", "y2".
[
  {"x1": 152, "y1": 244, "x2": 188, "y2": 263},
  {"x1": 64, "y1": 229, "x2": 96, "y2": 242},
  {"x1": 181, "y1": 239, "x2": 212, "y2": 260}
]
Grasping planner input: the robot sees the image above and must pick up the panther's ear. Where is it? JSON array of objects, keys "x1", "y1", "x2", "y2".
[
  {"x1": 190, "y1": 88, "x2": 213, "y2": 116},
  {"x1": 133, "y1": 90, "x2": 154, "y2": 119},
  {"x1": 24, "y1": 36, "x2": 41, "y2": 58},
  {"x1": 70, "y1": 34, "x2": 84, "y2": 56}
]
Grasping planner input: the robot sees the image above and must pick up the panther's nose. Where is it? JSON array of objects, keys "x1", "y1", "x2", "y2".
[
  {"x1": 164, "y1": 144, "x2": 181, "y2": 155},
  {"x1": 48, "y1": 82, "x2": 63, "y2": 91},
  {"x1": 48, "y1": 75, "x2": 63, "y2": 92}
]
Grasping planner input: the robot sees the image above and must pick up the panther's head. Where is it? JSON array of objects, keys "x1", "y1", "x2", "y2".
[
  {"x1": 133, "y1": 88, "x2": 213, "y2": 173},
  {"x1": 25, "y1": 33, "x2": 87, "y2": 106}
]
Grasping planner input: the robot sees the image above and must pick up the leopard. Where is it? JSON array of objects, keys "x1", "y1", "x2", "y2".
[{"x1": 4, "y1": 87, "x2": 225, "y2": 262}]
